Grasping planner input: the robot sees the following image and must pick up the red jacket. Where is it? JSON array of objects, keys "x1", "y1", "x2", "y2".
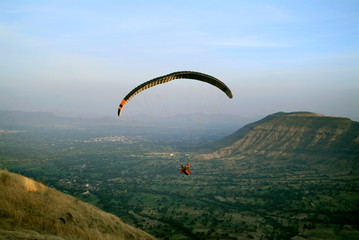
[{"x1": 179, "y1": 163, "x2": 191, "y2": 175}]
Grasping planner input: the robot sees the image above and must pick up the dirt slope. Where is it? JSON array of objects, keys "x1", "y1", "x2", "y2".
[{"x1": 0, "y1": 170, "x2": 156, "y2": 240}]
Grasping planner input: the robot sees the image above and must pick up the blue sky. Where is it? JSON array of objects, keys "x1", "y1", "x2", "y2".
[{"x1": 1, "y1": 0, "x2": 358, "y2": 121}]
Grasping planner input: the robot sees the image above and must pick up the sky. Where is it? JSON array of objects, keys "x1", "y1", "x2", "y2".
[{"x1": 1, "y1": 0, "x2": 358, "y2": 121}]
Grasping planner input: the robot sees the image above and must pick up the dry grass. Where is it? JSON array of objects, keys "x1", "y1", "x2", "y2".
[{"x1": 0, "y1": 170, "x2": 156, "y2": 240}]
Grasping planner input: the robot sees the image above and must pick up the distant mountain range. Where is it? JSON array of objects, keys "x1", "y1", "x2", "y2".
[
  {"x1": 0, "y1": 110, "x2": 245, "y2": 130},
  {"x1": 200, "y1": 111, "x2": 359, "y2": 174},
  {"x1": 0, "y1": 110, "x2": 247, "y2": 141},
  {"x1": 0, "y1": 170, "x2": 156, "y2": 240},
  {"x1": 0, "y1": 110, "x2": 114, "y2": 129}
]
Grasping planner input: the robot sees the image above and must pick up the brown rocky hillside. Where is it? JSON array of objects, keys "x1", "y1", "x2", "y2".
[
  {"x1": 0, "y1": 170, "x2": 156, "y2": 240},
  {"x1": 200, "y1": 112, "x2": 359, "y2": 174}
]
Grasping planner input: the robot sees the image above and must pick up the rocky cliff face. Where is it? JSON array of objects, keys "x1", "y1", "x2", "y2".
[{"x1": 200, "y1": 112, "x2": 359, "y2": 174}]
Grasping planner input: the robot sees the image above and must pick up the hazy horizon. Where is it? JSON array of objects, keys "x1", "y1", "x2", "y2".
[{"x1": 1, "y1": 1, "x2": 358, "y2": 121}]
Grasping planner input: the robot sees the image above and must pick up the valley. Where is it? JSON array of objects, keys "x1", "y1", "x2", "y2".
[{"x1": 0, "y1": 111, "x2": 358, "y2": 240}]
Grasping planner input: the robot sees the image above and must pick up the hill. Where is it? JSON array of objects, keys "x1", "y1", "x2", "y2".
[
  {"x1": 200, "y1": 111, "x2": 359, "y2": 174},
  {"x1": 0, "y1": 170, "x2": 156, "y2": 240}
]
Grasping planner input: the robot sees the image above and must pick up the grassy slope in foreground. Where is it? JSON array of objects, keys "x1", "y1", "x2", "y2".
[{"x1": 0, "y1": 170, "x2": 156, "y2": 240}]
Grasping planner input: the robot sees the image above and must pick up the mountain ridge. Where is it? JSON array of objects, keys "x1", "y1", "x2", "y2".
[{"x1": 200, "y1": 111, "x2": 359, "y2": 174}]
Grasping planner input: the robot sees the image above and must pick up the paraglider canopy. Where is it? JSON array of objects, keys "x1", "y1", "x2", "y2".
[{"x1": 117, "y1": 71, "x2": 233, "y2": 117}]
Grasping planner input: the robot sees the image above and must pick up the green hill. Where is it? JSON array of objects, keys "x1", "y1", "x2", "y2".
[{"x1": 0, "y1": 169, "x2": 156, "y2": 240}]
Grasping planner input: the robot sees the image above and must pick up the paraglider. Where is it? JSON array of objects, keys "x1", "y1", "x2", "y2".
[
  {"x1": 179, "y1": 163, "x2": 191, "y2": 175},
  {"x1": 116, "y1": 71, "x2": 233, "y2": 176},
  {"x1": 117, "y1": 71, "x2": 233, "y2": 117}
]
